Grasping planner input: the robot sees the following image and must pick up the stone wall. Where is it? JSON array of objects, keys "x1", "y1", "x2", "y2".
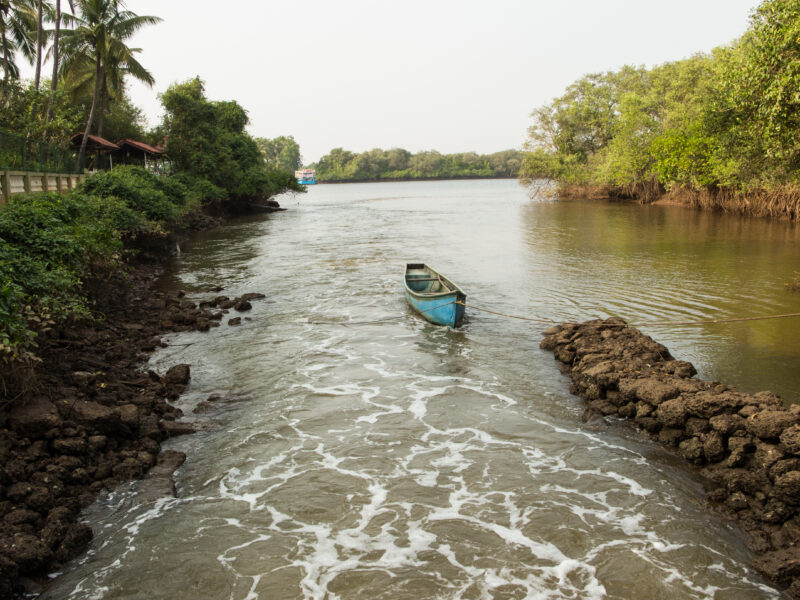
[{"x1": 541, "y1": 318, "x2": 800, "y2": 597}]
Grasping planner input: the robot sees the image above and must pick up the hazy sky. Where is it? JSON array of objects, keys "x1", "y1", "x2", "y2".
[{"x1": 115, "y1": 1, "x2": 762, "y2": 163}]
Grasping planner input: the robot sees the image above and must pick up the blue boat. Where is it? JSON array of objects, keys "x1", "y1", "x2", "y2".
[
  {"x1": 404, "y1": 263, "x2": 466, "y2": 328},
  {"x1": 295, "y1": 168, "x2": 316, "y2": 185}
]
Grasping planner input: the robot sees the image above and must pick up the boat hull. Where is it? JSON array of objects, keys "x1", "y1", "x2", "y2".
[{"x1": 404, "y1": 263, "x2": 466, "y2": 327}]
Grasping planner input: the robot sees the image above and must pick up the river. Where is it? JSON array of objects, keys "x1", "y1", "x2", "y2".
[{"x1": 43, "y1": 179, "x2": 800, "y2": 599}]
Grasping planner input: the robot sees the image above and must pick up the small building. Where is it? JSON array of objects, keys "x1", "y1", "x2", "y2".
[
  {"x1": 113, "y1": 139, "x2": 166, "y2": 172},
  {"x1": 69, "y1": 133, "x2": 120, "y2": 171}
]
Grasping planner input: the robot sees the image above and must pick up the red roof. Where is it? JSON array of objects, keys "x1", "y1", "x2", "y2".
[
  {"x1": 69, "y1": 133, "x2": 120, "y2": 150},
  {"x1": 116, "y1": 139, "x2": 165, "y2": 155}
]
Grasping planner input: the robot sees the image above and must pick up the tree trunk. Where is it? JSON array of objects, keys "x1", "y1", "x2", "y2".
[
  {"x1": 42, "y1": 0, "x2": 61, "y2": 139},
  {"x1": 34, "y1": 0, "x2": 43, "y2": 89},
  {"x1": 1, "y1": 8, "x2": 10, "y2": 88},
  {"x1": 78, "y1": 56, "x2": 103, "y2": 171},
  {"x1": 93, "y1": 75, "x2": 108, "y2": 167},
  {"x1": 50, "y1": 0, "x2": 60, "y2": 91},
  {"x1": 96, "y1": 75, "x2": 107, "y2": 137}
]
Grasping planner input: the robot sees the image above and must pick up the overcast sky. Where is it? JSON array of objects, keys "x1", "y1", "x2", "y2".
[{"x1": 118, "y1": 0, "x2": 760, "y2": 163}]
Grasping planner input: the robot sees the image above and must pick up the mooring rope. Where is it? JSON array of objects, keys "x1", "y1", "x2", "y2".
[
  {"x1": 455, "y1": 301, "x2": 800, "y2": 327},
  {"x1": 455, "y1": 301, "x2": 556, "y2": 323},
  {"x1": 631, "y1": 312, "x2": 800, "y2": 327}
]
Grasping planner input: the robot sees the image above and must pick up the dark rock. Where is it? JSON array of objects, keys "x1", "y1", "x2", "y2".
[
  {"x1": 747, "y1": 411, "x2": 799, "y2": 441},
  {"x1": 685, "y1": 392, "x2": 747, "y2": 418},
  {"x1": 678, "y1": 437, "x2": 704, "y2": 463},
  {"x1": 760, "y1": 499, "x2": 793, "y2": 524},
  {"x1": 136, "y1": 450, "x2": 186, "y2": 501},
  {"x1": 69, "y1": 401, "x2": 120, "y2": 434},
  {"x1": 3, "y1": 509, "x2": 41, "y2": 526},
  {"x1": 54, "y1": 522, "x2": 92, "y2": 562},
  {"x1": 635, "y1": 416, "x2": 661, "y2": 433},
  {"x1": 703, "y1": 431, "x2": 727, "y2": 463},
  {"x1": 658, "y1": 428, "x2": 685, "y2": 447},
  {"x1": 25, "y1": 485, "x2": 55, "y2": 513},
  {"x1": 774, "y1": 472, "x2": 800, "y2": 503},
  {"x1": 116, "y1": 404, "x2": 139, "y2": 432},
  {"x1": 753, "y1": 549, "x2": 800, "y2": 586},
  {"x1": 6, "y1": 482, "x2": 33, "y2": 503},
  {"x1": 710, "y1": 413, "x2": 746, "y2": 435},
  {"x1": 161, "y1": 421, "x2": 196, "y2": 439},
  {"x1": 771, "y1": 459, "x2": 800, "y2": 482},
  {"x1": 0, "y1": 533, "x2": 51, "y2": 572},
  {"x1": 164, "y1": 364, "x2": 191, "y2": 386},
  {"x1": 112, "y1": 458, "x2": 143, "y2": 480},
  {"x1": 192, "y1": 402, "x2": 216, "y2": 415},
  {"x1": 139, "y1": 415, "x2": 161, "y2": 440},
  {"x1": 753, "y1": 442, "x2": 785, "y2": 472},
  {"x1": 53, "y1": 437, "x2": 87, "y2": 455},
  {"x1": 727, "y1": 491, "x2": 749, "y2": 511},
  {"x1": 685, "y1": 417, "x2": 710, "y2": 436},
  {"x1": 240, "y1": 293, "x2": 266, "y2": 301},
  {"x1": 233, "y1": 301, "x2": 252, "y2": 312},
  {"x1": 781, "y1": 425, "x2": 800, "y2": 456},
  {"x1": 87, "y1": 435, "x2": 107, "y2": 452},
  {"x1": 656, "y1": 398, "x2": 687, "y2": 428},
  {"x1": 228, "y1": 317, "x2": 241, "y2": 326},
  {"x1": 8, "y1": 397, "x2": 62, "y2": 438},
  {"x1": 588, "y1": 399, "x2": 618, "y2": 415}
]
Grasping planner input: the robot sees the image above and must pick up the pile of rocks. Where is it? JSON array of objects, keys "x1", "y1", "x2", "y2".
[
  {"x1": 0, "y1": 273, "x2": 268, "y2": 596},
  {"x1": 541, "y1": 318, "x2": 800, "y2": 596}
]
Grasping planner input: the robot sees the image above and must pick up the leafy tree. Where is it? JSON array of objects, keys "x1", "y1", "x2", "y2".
[
  {"x1": 255, "y1": 135, "x2": 301, "y2": 173},
  {"x1": 0, "y1": 0, "x2": 36, "y2": 85},
  {"x1": 159, "y1": 77, "x2": 302, "y2": 206},
  {"x1": 522, "y1": 0, "x2": 800, "y2": 195}
]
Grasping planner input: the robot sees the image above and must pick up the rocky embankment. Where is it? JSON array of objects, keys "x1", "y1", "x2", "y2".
[
  {"x1": 0, "y1": 266, "x2": 266, "y2": 598},
  {"x1": 541, "y1": 319, "x2": 800, "y2": 597}
]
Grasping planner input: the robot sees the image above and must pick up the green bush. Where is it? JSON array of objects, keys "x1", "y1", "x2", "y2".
[
  {"x1": 0, "y1": 167, "x2": 200, "y2": 361},
  {"x1": 78, "y1": 166, "x2": 191, "y2": 232}
]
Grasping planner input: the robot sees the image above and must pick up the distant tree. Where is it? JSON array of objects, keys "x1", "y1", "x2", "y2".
[
  {"x1": 255, "y1": 135, "x2": 301, "y2": 173},
  {"x1": 160, "y1": 77, "x2": 302, "y2": 205}
]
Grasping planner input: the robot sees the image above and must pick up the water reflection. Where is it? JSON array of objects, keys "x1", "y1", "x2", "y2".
[{"x1": 520, "y1": 198, "x2": 800, "y2": 402}]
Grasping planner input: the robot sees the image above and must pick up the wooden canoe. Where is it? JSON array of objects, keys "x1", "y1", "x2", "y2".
[{"x1": 404, "y1": 263, "x2": 466, "y2": 327}]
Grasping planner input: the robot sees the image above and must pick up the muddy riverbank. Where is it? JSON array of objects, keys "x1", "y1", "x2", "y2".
[
  {"x1": 541, "y1": 319, "x2": 800, "y2": 597},
  {"x1": 0, "y1": 216, "x2": 276, "y2": 598}
]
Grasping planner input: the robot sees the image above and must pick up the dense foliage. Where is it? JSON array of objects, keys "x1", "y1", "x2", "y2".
[
  {"x1": 159, "y1": 78, "x2": 303, "y2": 204},
  {"x1": 521, "y1": 0, "x2": 800, "y2": 200},
  {"x1": 255, "y1": 135, "x2": 302, "y2": 175},
  {"x1": 313, "y1": 147, "x2": 522, "y2": 182},
  {"x1": 0, "y1": 166, "x2": 194, "y2": 360}
]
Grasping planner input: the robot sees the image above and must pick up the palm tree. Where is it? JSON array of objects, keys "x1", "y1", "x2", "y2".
[
  {"x1": 49, "y1": 0, "x2": 73, "y2": 91},
  {"x1": 60, "y1": 0, "x2": 159, "y2": 167},
  {"x1": 0, "y1": 0, "x2": 36, "y2": 86}
]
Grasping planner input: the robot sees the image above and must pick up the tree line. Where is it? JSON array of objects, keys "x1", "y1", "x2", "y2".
[
  {"x1": 0, "y1": 0, "x2": 302, "y2": 364},
  {"x1": 521, "y1": 0, "x2": 800, "y2": 218},
  {"x1": 313, "y1": 147, "x2": 522, "y2": 182}
]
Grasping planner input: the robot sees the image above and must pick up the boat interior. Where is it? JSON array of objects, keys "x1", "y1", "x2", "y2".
[{"x1": 406, "y1": 263, "x2": 453, "y2": 294}]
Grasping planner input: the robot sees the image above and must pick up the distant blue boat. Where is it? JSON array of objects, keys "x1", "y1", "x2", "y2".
[
  {"x1": 295, "y1": 168, "x2": 316, "y2": 185},
  {"x1": 404, "y1": 263, "x2": 466, "y2": 328}
]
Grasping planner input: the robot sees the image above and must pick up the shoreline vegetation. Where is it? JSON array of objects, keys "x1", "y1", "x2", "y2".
[
  {"x1": 1, "y1": 50, "x2": 300, "y2": 596},
  {"x1": 311, "y1": 147, "x2": 522, "y2": 183},
  {"x1": 520, "y1": 0, "x2": 800, "y2": 222},
  {"x1": 316, "y1": 174, "x2": 518, "y2": 184}
]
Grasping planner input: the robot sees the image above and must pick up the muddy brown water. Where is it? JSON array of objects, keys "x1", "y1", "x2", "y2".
[{"x1": 43, "y1": 180, "x2": 800, "y2": 599}]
